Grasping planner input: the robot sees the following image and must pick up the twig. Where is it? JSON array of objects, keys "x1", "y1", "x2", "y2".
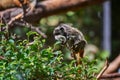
[
  {"x1": 8, "y1": 12, "x2": 23, "y2": 26},
  {"x1": 7, "y1": 5, "x2": 31, "y2": 26},
  {"x1": 30, "y1": 25, "x2": 47, "y2": 38},
  {"x1": 14, "y1": 21, "x2": 47, "y2": 38},
  {"x1": 96, "y1": 58, "x2": 109, "y2": 79},
  {"x1": 1, "y1": 8, "x2": 47, "y2": 38}
]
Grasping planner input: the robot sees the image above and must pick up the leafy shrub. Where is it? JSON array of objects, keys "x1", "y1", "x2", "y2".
[{"x1": 0, "y1": 31, "x2": 98, "y2": 80}]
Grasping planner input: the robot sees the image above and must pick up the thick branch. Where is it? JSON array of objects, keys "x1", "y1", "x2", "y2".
[
  {"x1": 100, "y1": 73, "x2": 120, "y2": 79},
  {"x1": 97, "y1": 58, "x2": 109, "y2": 79},
  {"x1": 0, "y1": 0, "x2": 106, "y2": 24},
  {"x1": 104, "y1": 55, "x2": 120, "y2": 74}
]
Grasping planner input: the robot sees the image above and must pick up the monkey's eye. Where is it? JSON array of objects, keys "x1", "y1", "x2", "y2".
[{"x1": 60, "y1": 27, "x2": 64, "y2": 31}]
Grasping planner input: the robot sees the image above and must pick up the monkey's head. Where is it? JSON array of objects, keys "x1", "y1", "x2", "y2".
[
  {"x1": 53, "y1": 24, "x2": 68, "y2": 35},
  {"x1": 53, "y1": 24, "x2": 69, "y2": 44},
  {"x1": 53, "y1": 23, "x2": 73, "y2": 36},
  {"x1": 53, "y1": 23, "x2": 87, "y2": 51}
]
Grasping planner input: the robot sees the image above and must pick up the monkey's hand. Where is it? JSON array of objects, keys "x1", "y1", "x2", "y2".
[{"x1": 54, "y1": 35, "x2": 66, "y2": 45}]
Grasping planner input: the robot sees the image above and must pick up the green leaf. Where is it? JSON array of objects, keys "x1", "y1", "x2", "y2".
[{"x1": 8, "y1": 39, "x2": 15, "y2": 45}]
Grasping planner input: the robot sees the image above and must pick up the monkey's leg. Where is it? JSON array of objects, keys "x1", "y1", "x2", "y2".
[
  {"x1": 73, "y1": 52, "x2": 80, "y2": 66},
  {"x1": 73, "y1": 49, "x2": 84, "y2": 66},
  {"x1": 72, "y1": 53, "x2": 77, "y2": 67},
  {"x1": 79, "y1": 49, "x2": 84, "y2": 58},
  {"x1": 75, "y1": 53, "x2": 81, "y2": 66}
]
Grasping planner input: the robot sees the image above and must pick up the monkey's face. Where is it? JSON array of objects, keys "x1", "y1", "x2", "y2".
[
  {"x1": 53, "y1": 24, "x2": 68, "y2": 44},
  {"x1": 53, "y1": 25, "x2": 65, "y2": 35}
]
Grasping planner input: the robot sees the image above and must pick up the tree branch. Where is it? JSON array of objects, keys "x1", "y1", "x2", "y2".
[
  {"x1": 97, "y1": 58, "x2": 109, "y2": 79},
  {"x1": 13, "y1": 21, "x2": 47, "y2": 38},
  {"x1": 100, "y1": 73, "x2": 120, "y2": 79},
  {"x1": 104, "y1": 54, "x2": 120, "y2": 74},
  {"x1": 0, "y1": 0, "x2": 106, "y2": 24}
]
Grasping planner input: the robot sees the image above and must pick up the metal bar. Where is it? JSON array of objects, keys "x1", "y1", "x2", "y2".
[{"x1": 103, "y1": 1, "x2": 111, "y2": 54}]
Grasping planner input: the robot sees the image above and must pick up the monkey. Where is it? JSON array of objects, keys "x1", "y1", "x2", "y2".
[{"x1": 53, "y1": 23, "x2": 87, "y2": 66}]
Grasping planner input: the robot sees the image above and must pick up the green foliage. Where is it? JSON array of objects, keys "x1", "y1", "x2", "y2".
[{"x1": 0, "y1": 31, "x2": 98, "y2": 80}]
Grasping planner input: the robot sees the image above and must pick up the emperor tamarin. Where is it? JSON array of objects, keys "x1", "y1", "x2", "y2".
[{"x1": 53, "y1": 23, "x2": 87, "y2": 65}]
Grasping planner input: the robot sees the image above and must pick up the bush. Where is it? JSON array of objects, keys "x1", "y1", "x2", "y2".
[{"x1": 0, "y1": 31, "x2": 98, "y2": 80}]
